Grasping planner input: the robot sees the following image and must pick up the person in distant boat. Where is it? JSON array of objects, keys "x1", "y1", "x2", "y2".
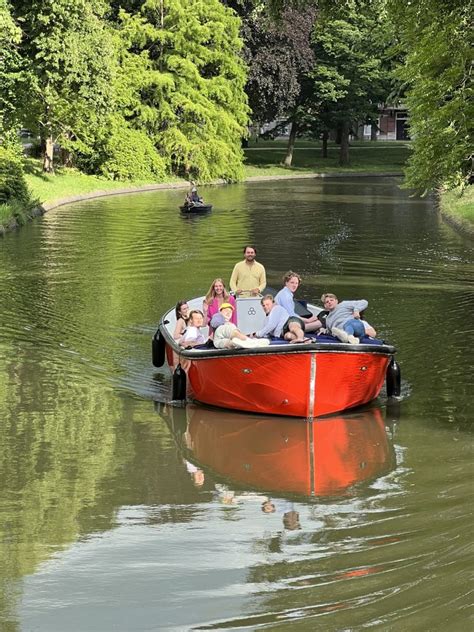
[
  {"x1": 229, "y1": 245, "x2": 266, "y2": 296},
  {"x1": 213, "y1": 302, "x2": 269, "y2": 349},
  {"x1": 179, "y1": 309, "x2": 206, "y2": 347},
  {"x1": 173, "y1": 300, "x2": 190, "y2": 340},
  {"x1": 275, "y1": 271, "x2": 322, "y2": 333},
  {"x1": 185, "y1": 181, "x2": 203, "y2": 205},
  {"x1": 252, "y1": 294, "x2": 310, "y2": 343},
  {"x1": 202, "y1": 278, "x2": 237, "y2": 330},
  {"x1": 321, "y1": 293, "x2": 369, "y2": 344}
]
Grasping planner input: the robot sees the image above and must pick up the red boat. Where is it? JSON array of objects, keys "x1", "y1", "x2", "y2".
[
  {"x1": 152, "y1": 296, "x2": 400, "y2": 418},
  {"x1": 160, "y1": 404, "x2": 396, "y2": 497}
]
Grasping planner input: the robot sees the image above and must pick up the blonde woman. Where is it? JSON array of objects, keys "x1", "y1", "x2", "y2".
[{"x1": 202, "y1": 278, "x2": 237, "y2": 327}]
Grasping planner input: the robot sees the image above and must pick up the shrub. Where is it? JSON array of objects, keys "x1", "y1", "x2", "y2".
[
  {"x1": 100, "y1": 126, "x2": 167, "y2": 181},
  {"x1": 0, "y1": 146, "x2": 30, "y2": 204}
]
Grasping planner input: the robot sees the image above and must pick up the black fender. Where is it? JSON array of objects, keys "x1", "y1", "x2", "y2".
[
  {"x1": 172, "y1": 363, "x2": 187, "y2": 400},
  {"x1": 386, "y1": 357, "x2": 401, "y2": 398},
  {"x1": 152, "y1": 329, "x2": 166, "y2": 367}
]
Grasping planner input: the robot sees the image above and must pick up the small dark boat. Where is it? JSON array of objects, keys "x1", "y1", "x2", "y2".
[{"x1": 179, "y1": 202, "x2": 213, "y2": 213}]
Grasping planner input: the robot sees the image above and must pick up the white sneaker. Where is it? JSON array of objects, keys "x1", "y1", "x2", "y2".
[
  {"x1": 331, "y1": 327, "x2": 350, "y2": 343},
  {"x1": 232, "y1": 337, "x2": 270, "y2": 349},
  {"x1": 332, "y1": 328, "x2": 360, "y2": 344}
]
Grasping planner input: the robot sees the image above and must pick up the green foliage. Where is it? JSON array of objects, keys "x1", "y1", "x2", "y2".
[
  {"x1": 0, "y1": 146, "x2": 30, "y2": 204},
  {"x1": 388, "y1": 0, "x2": 473, "y2": 192},
  {"x1": 0, "y1": 0, "x2": 24, "y2": 132},
  {"x1": 98, "y1": 120, "x2": 168, "y2": 181},
  {"x1": 311, "y1": 1, "x2": 393, "y2": 128},
  {"x1": 11, "y1": 0, "x2": 118, "y2": 171},
  {"x1": 118, "y1": 0, "x2": 249, "y2": 181}
]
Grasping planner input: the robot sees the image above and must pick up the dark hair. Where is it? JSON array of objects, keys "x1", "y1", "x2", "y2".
[
  {"x1": 175, "y1": 300, "x2": 189, "y2": 320},
  {"x1": 243, "y1": 244, "x2": 257, "y2": 254}
]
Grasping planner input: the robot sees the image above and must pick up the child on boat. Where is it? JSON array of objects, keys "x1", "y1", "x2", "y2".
[
  {"x1": 213, "y1": 303, "x2": 269, "y2": 349},
  {"x1": 321, "y1": 293, "x2": 372, "y2": 344},
  {"x1": 179, "y1": 310, "x2": 207, "y2": 347}
]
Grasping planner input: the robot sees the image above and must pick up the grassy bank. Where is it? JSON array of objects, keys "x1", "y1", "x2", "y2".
[
  {"x1": 22, "y1": 158, "x2": 183, "y2": 205},
  {"x1": 439, "y1": 185, "x2": 474, "y2": 236},
  {"x1": 2, "y1": 141, "x2": 409, "y2": 234}
]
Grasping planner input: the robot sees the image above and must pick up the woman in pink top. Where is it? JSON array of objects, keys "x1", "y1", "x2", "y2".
[{"x1": 203, "y1": 278, "x2": 237, "y2": 329}]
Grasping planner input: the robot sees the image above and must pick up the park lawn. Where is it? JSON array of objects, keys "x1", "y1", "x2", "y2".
[{"x1": 243, "y1": 140, "x2": 411, "y2": 177}]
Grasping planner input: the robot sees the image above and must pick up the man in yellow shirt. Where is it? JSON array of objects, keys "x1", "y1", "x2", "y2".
[{"x1": 230, "y1": 245, "x2": 267, "y2": 296}]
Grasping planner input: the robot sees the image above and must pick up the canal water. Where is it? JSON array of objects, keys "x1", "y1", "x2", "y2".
[{"x1": 0, "y1": 178, "x2": 472, "y2": 631}]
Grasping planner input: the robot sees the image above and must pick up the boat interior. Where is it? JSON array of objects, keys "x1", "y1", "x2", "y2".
[{"x1": 161, "y1": 295, "x2": 386, "y2": 351}]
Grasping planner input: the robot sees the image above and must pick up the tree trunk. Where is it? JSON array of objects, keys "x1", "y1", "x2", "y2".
[
  {"x1": 43, "y1": 135, "x2": 54, "y2": 173},
  {"x1": 60, "y1": 134, "x2": 73, "y2": 167},
  {"x1": 335, "y1": 123, "x2": 342, "y2": 145},
  {"x1": 371, "y1": 123, "x2": 378, "y2": 141},
  {"x1": 283, "y1": 121, "x2": 298, "y2": 167},
  {"x1": 322, "y1": 130, "x2": 328, "y2": 158},
  {"x1": 339, "y1": 120, "x2": 350, "y2": 166}
]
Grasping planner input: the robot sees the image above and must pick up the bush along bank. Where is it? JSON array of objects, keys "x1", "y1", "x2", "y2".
[{"x1": 0, "y1": 147, "x2": 40, "y2": 235}]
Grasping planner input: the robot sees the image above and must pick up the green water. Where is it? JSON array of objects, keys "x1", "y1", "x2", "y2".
[{"x1": 0, "y1": 178, "x2": 472, "y2": 631}]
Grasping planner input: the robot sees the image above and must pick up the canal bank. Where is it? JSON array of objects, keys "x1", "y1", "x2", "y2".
[{"x1": 438, "y1": 185, "x2": 474, "y2": 239}]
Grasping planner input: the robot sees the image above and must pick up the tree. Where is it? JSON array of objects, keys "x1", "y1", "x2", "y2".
[
  {"x1": 228, "y1": 1, "x2": 316, "y2": 130},
  {"x1": 116, "y1": 0, "x2": 249, "y2": 182},
  {"x1": 388, "y1": 0, "x2": 473, "y2": 192},
  {"x1": 311, "y1": 0, "x2": 393, "y2": 166},
  {"x1": 12, "y1": 0, "x2": 117, "y2": 172},
  {"x1": 0, "y1": 0, "x2": 24, "y2": 137}
]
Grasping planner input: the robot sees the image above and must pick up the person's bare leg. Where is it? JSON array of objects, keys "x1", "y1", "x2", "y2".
[
  {"x1": 303, "y1": 319, "x2": 322, "y2": 333},
  {"x1": 289, "y1": 322, "x2": 305, "y2": 342}
]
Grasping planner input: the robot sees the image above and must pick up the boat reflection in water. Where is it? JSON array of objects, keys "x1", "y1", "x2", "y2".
[{"x1": 160, "y1": 404, "x2": 396, "y2": 497}]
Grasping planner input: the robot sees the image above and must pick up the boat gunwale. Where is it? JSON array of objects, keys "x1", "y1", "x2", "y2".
[{"x1": 158, "y1": 317, "x2": 397, "y2": 360}]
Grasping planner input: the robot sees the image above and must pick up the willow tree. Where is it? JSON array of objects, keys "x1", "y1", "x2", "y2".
[{"x1": 119, "y1": 0, "x2": 249, "y2": 181}]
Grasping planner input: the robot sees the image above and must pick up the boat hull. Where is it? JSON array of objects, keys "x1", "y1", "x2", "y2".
[
  {"x1": 179, "y1": 203, "x2": 212, "y2": 213},
  {"x1": 171, "y1": 345, "x2": 390, "y2": 417}
]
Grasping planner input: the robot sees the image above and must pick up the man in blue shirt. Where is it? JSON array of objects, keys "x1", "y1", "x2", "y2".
[
  {"x1": 253, "y1": 295, "x2": 310, "y2": 343},
  {"x1": 275, "y1": 271, "x2": 322, "y2": 333}
]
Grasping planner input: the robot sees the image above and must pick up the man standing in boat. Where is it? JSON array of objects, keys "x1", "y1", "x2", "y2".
[{"x1": 230, "y1": 245, "x2": 266, "y2": 296}]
